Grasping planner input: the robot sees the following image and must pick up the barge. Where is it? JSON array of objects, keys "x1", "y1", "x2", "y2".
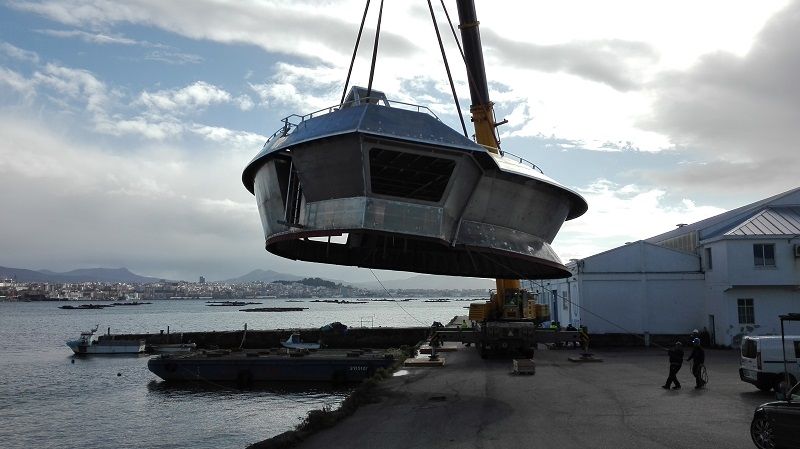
[{"x1": 148, "y1": 348, "x2": 395, "y2": 384}]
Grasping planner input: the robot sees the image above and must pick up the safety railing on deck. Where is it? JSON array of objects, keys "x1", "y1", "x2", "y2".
[
  {"x1": 479, "y1": 145, "x2": 544, "y2": 174},
  {"x1": 262, "y1": 96, "x2": 440, "y2": 148}
]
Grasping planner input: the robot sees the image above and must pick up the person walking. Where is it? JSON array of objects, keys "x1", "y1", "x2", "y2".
[
  {"x1": 662, "y1": 341, "x2": 684, "y2": 390},
  {"x1": 687, "y1": 338, "x2": 706, "y2": 389}
]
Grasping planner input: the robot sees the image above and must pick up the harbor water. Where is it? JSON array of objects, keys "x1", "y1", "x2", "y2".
[{"x1": 0, "y1": 298, "x2": 471, "y2": 449}]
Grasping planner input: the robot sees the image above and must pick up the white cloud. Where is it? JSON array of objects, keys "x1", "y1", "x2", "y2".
[
  {"x1": 0, "y1": 66, "x2": 37, "y2": 97},
  {"x1": 143, "y1": 50, "x2": 203, "y2": 65},
  {"x1": 32, "y1": 63, "x2": 110, "y2": 116},
  {"x1": 494, "y1": 73, "x2": 672, "y2": 152},
  {"x1": 638, "y1": 1, "x2": 800, "y2": 193},
  {"x1": 10, "y1": 0, "x2": 418, "y2": 62},
  {"x1": 554, "y1": 180, "x2": 727, "y2": 260},
  {"x1": 483, "y1": 31, "x2": 658, "y2": 92},
  {"x1": 3, "y1": 57, "x2": 259, "y2": 142},
  {"x1": 33, "y1": 29, "x2": 204, "y2": 65},
  {"x1": 235, "y1": 94, "x2": 254, "y2": 111},
  {"x1": 0, "y1": 113, "x2": 268, "y2": 279},
  {"x1": 0, "y1": 42, "x2": 40, "y2": 63},
  {"x1": 249, "y1": 62, "x2": 341, "y2": 111},
  {"x1": 190, "y1": 124, "x2": 266, "y2": 151},
  {"x1": 139, "y1": 81, "x2": 232, "y2": 113},
  {"x1": 95, "y1": 117, "x2": 184, "y2": 140},
  {"x1": 35, "y1": 29, "x2": 140, "y2": 45}
]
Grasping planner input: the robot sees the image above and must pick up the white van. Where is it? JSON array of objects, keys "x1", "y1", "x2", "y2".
[{"x1": 740, "y1": 335, "x2": 800, "y2": 392}]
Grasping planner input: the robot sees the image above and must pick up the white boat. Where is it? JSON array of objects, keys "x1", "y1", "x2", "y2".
[
  {"x1": 281, "y1": 333, "x2": 321, "y2": 350},
  {"x1": 150, "y1": 343, "x2": 197, "y2": 353},
  {"x1": 66, "y1": 325, "x2": 145, "y2": 354}
]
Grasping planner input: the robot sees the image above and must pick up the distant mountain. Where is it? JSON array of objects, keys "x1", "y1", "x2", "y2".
[
  {"x1": 59, "y1": 268, "x2": 163, "y2": 283},
  {"x1": 354, "y1": 274, "x2": 494, "y2": 291},
  {"x1": 0, "y1": 266, "x2": 164, "y2": 283},
  {"x1": 224, "y1": 269, "x2": 305, "y2": 283},
  {"x1": 0, "y1": 266, "x2": 54, "y2": 282}
]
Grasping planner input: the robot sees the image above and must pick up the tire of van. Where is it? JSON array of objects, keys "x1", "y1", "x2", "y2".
[
  {"x1": 756, "y1": 383, "x2": 771, "y2": 392},
  {"x1": 774, "y1": 374, "x2": 797, "y2": 393}
]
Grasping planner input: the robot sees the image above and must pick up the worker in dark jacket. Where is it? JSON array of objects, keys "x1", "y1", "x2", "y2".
[
  {"x1": 662, "y1": 341, "x2": 684, "y2": 390},
  {"x1": 687, "y1": 338, "x2": 706, "y2": 389}
]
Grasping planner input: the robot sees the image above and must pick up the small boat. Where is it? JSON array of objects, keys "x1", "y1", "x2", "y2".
[
  {"x1": 66, "y1": 325, "x2": 146, "y2": 354},
  {"x1": 281, "y1": 333, "x2": 321, "y2": 350},
  {"x1": 205, "y1": 301, "x2": 261, "y2": 307},
  {"x1": 240, "y1": 307, "x2": 308, "y2": 312},
  {"x1": 150, "y1": 343, "x2": 197, "y2": 354},
  {"x1": 59, "y1": 303, "x2": 112, "y2": 310}
]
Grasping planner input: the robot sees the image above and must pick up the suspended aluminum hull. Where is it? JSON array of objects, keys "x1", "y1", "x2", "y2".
[{"x1": 242, "y1": 95, "x2": 587, "y2": 279}]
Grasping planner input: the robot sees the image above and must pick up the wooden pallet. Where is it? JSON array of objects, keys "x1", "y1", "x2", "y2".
[{"x1": 513, "y1": 358, "x2": 536, "y2": 375}]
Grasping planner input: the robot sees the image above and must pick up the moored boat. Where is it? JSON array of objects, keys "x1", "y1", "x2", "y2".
[
  {"x1": 66, "y1": 325, "x2": 146, "y2": 354},
  {"x1": 281, "y1": 333, "x2": 320, "y2": 350},
  {"x1": 59, "y1": 303, "x2": 112, "y2": 310}
]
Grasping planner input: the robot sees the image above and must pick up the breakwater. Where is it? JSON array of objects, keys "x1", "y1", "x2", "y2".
[{"x1": 102, "y1": 326, "x2": 431, "y2": 350}]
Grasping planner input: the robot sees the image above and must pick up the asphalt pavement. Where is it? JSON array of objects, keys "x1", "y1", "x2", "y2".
[{"x1": 294, "y1": 344, "x2": 772, "y2": 449}]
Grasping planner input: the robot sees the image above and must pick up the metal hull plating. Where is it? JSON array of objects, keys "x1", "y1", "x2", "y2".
[
  {"x1": 243, "y1": 95, "x2": 587, "y2": 279},
  {"x1": 148, "y1": 350, "x2": 394, "y2": 383}
]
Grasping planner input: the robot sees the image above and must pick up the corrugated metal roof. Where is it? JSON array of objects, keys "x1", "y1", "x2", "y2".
[
  {"x1": 645, "y1": 186, "x2": 800, "y2": 244},
  {"x1": 725, "y1": 206, "x2": 800, "y2": 236}
]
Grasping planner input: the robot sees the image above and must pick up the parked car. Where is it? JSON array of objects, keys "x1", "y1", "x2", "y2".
[
  {"x1": 751, "y1": 381, "x2": 800, "y2": 449},
  {"x1": 740, "y1": 335, "x2": 800, "y2": 392}
]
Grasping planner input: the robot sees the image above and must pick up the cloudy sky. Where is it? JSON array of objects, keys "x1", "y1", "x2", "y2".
[{"x1": 1, "y1": 0, "x2": 798, "y2": 283}]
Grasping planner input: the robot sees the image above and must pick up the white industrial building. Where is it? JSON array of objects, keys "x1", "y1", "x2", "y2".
[{"x1": 530, "y1": 187, "x2": 800, "y2": 346}]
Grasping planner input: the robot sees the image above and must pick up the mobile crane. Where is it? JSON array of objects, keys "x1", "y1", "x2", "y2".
[{"x1": 431, "y1": 0, "x2": 583, "y2": 357}]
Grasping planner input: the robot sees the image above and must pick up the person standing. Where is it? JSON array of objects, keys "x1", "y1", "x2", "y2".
[
  {"x1": 662, "y1": 341, "x2": 684, "y2": 390},
  {"x1": 687, "y1": 338, "x2": 706, "y2": 389}
]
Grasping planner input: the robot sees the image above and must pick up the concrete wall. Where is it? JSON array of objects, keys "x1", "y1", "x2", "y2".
[
  {"x1": 531, "y1": 241, "x2": 705, "y2": 335},
  {"x1": 701, "y1": 237, "x2": 800, "y2": 346},
  {"x1": 582, "y1": 241, "x2": 700, "y2": 273},
  {"x1": 576, "y1": 274, "x2": 704, "y2": 334},
  {"x1": 722, "y1": 238, "x2": 800, "y2": 286},
  {"x1": 715, "y1": 287, "x2": 800, "y2": 347}
]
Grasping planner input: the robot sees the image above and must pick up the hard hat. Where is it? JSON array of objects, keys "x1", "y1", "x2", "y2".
[{"x1": 692, "y1": 329, "x2": 699, "y2": 334}]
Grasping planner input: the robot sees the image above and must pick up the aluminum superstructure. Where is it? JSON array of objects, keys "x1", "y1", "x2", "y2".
[{"x1": 242, "y1": 86, "x2": 586, "y2": 279}]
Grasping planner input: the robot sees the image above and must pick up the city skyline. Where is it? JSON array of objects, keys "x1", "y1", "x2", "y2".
[{"x1": 1, "y1": 0, "x2": 798, "y2": 281}]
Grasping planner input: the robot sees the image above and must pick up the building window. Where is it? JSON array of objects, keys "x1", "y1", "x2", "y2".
[
  {"x1": 737, "y1": 298, "x2": 754, "y2": 324},
  {"x1": 753, "y1": 244, "x2": 775, "y2": 267},
  {"x1": 704, "y1": 247, "x2": 713, "y2": 270}
]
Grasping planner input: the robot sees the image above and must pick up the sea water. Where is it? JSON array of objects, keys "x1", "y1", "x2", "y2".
[{"x1": 0, "y1": 298, "x2": 470, "y2": 449}]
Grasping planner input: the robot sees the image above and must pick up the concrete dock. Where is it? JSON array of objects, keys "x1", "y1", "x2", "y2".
[{"x1": 288, "y1": 344, "x2": 770, "y2": 449}]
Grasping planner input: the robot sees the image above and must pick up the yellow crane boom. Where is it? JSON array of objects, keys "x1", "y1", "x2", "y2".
[{"x1": 455, "y1": 0, "x2": 521, "y2": 311}]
